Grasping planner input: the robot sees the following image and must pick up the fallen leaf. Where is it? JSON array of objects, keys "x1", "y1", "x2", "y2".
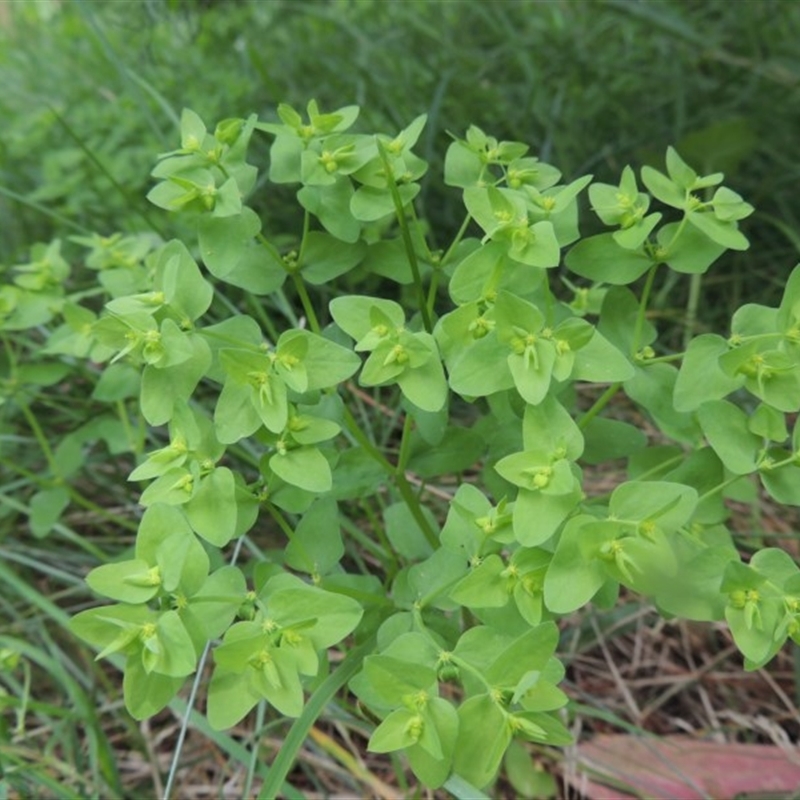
[{"x1": 567, "y1": 734, "x2": 800, "y2": 799}]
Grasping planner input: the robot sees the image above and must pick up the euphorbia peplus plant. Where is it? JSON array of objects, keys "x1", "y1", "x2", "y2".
[{"x1": 57, "y1": 100, "x2": 800, "y2": 791}]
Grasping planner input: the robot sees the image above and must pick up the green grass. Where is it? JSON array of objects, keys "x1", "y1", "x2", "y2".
[
  {"x1": 3, "y1": 0, "x2": 800, "y2": 796},
  {"x1": 3, "y1": 0, "x2": 799, "y2": 315}
]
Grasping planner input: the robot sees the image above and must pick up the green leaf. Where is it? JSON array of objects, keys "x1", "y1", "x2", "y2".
[
  {"x1": 214, "y1": 381, "x2": 262, "y2": 444},
  {"x1": 665, "y1": 147, "x2": 698, "y2": 189},
  {"x1": 298, "y1": 178, "x2": 361, "y2": 243},
  {"x1": 464, "y1": 186, "x2": 526, "y2": 238},
  {"x1": 300, "y1": 232, "x2": 366, "y2": 284},
  {"x1": 86, "y1": 558, "x2": 159, "y2": 604},
  {"x1": 512, "y1": 486, "x2": 582, "y2": 546},
  {"x1": 449, "y1": 241, "x2": 511, "y2": 305},
  {"x1": 582, "y1": 417, "x2": 647, "y2": 464},
  {"x1": 179, "y1": 108, "x2": 207, "y2": 149},
  {"x1": 263, "y1": 578, "x2": 363, "y2": 649},
  {"x1": 777, "y1": 264, "x2": 800, "y2": 334},
  {"x1": 504, "y1": 740, "x2": 558, "y2": 798},
  {"x1": 674, "y1": 334, "x2": 743, "y2": 411},
  {"x1": 407, "y1": 697, "x2": 459, "y2": 788},
  {"x1": 613, "y1": 212, "x2": 661, "y2": 250},
  {"x1": 207, "y1": 667, "x2": 262, "y2": 730},
  {"x1": 444, "y1": 140, "x2": 484, "y2": 188},
  {"x1": 396, "y1": 340, "x2": 448, "y2": 412},
  {"x1": 609, "y1": 481, "x2": 697, "y2": 531},
  {"x1": 329, "y1": 295, "x2": 405, "y2": 343},
  {"x1": 250, "y1": 647, "x2": 306, "y2": 717},
  {"x1": 513, "y1": 711, "x2": 573, "y2": 746},
  {"x1": 507, "y1": 342, "x2": 555, "y2": 405},
  {"x1": 522, "y1": 396, "x2": 584, "y2": 458},
  {"x1": 150, "y1": 610, "x2": 198, "y2": 676},
  {"x1": 140, "y1": 334, "x2": 211, "y2": 426},
  {"x1": 657, "y1": 221, "x2": 726, "y2": 274},
  {"x1": 351, "y1": 183, "x2": 420, "y2": 222},
  {"x1": 749, "y1": 404, "x2": 789, "y2": 443},
  {"x1": 495, "y1": 453, "x2": 575, "y2": 495},
  {"x1": 123, "y1": 657, "x2": 185, "y2": 721},
  {"x1": 697, "y1": 400, "x2": 761, "y2": 474},
  {"x1": 719, "y1": 346, "x2": 800, "y2": 412},
  {"x1": 29, "y1": 485, "x2": 70, "y2": 538},
  {"x1": 686, "y1": 211, "x2": 749, "y2": 251},
  {"x1": 285, "y1": 497, "x2": 344, "y2": 576},
  {"x1": 384, "y1": 501, "x2": 437, "y2": 560},
  {"x1": 330, "y1": 447, "x2": 387, "y2": 501},
  {"x1": 407, "y1": 426, "x2": 485, "y2": 479},
  {"x1": 408, "y1": 547, "x2": 468, "y2": 606},
  {"x1": 185, "y1": 466, "x2": 238, "y2": 546},
  {"x1": 363, "y1": 655, "x2": 438, "y2": 707},
  {"x1": 507, "y1": 221, "x2": 560, "y2": 268},
  {"x1": 369, "y1": 707, "x2": 422, "y2": 753},
  {"x1": 565, "y1": 233, "x2": 652, "y2": 284},
  {"x1": 199, "y1": 209, "x2": 286, "y2": 294},
  {"x1": 570, "y1": 330, "x2": 634, "y2": 383},
  {"x1": 453, "y1": 694, "x2": 510, "y2": 789},
  {"x1": 625, "y1": 363, "x2": 701, "y2": 444},
  {"x1": 712, "y1": 186, "x2": 754, "y2": 222},
  {"x1": 760, "y1": 459, "x2": 800, "y2": 506},
  {"x1": 485, "y1": 624, "x2": 559, "y2": 686},
  {"x1": 154, "y1": 240, "x2": 214, "y2": 321},
  {"x1": 655, "y1": 544, "x2": 736, "y2": 621},
  {"x1": 543, "y1": 516, "x2": 608, "y2": 613},
  {"x1": 270, "y1": 446, "x2": 332, "y2": 493},
  {"x1": 139, "y1": 467, "x2": 194, "y2": 507},
  {"x1": 182, "y1": 566, "x2": 247, "y2": 642},
  {"x1": 640, "y1": 165, "x2": 685, "y2": 208},
  {"x1": 450, "y1": 555, "x2": 509, "y2": 608},
  {"x1": 442, "y1": 332, "x2": 515, "y2": 398}
]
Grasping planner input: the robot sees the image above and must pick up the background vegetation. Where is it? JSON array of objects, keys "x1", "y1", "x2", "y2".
[{"x1": 2, "y1": 0, "x2": 800, "y2": 797}]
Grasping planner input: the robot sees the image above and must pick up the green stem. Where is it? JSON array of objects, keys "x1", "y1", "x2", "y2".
[
  {"x1": 760, "y1": 454, "x2": 800, "y2": 472},
  {"x1": 67, "y1": 488, "x2": 140, "y2": 532},
  {"x1": 48, "y1": 104, "x2": 167, "y2": 238},
  {"x1": 541, "y1": 273, "x2": 555, "y2": 327},
  {"x1": 0, "y1": 184, "x2": 92, "y2": 233},
  {"x1": 395, "y1": 473, "x2": 438, "y2": 549},
  {"x1": 639, "y1": 352, "x2": 684, "y2": 365},
  {"x1": 244, "y1": 702, "x2": 267, "y2": 800},
  {"x1": 396, "y1": 413, "x2": 415, "y2": 473},
  {"x1": 266, "y1": 503, "x2": 296, "y2": 541},
  {"x1": 578, "y1": 383, "x2": 621, "y2": 430},
  {"x1": 426, "y1": 268, "x2": 441, "y2": 322},
  {"x1": 256, "y1": 635, "x2": 377, "y2": 800},
  {"x1": 376, "y1": 140, "x2": 432, "y2": 333},
  {"x1": 339, "y1": 513, "x2": 398, "y2": 574},
  {"x1": 114, "y1": 399, "x2": 138, "y2": 454},
  {"x1": 698, "y1": 474, "x2": 745, "y2": 503},
  {"x1": 245, "y1": 294, "x2": 281, "y2": 343},
  {"x1": 413, "y1": 609, "x2": 497, "y2": 696},
  {"x1": 342, "y1": 406, "x2": 395, "y2": 473},
  {"x1": 342, "y1": 406, "x2": 438, "y2": 549},
  {"x1": 256, "y1": 231, "x2": 284, "y2": 264},
  {"x1": 441, "y1": 212, "x2": 472, "y2": 266},
  {"x1": 1, "y1": 458, "x2": 140, "y2": 532},
  {"x1": 635, "y1": 453, "x2": 685, "y2": 482},
  {"x1": 582, "y1": 452, "x2": 687, "y2": 507},
  {"x1": 17, "y1": 401, "x2": 60, "y2": 477},
  {"x1": 683, "y1": 272, "x2": 702, "y2": 350},
  {"x1": 297, "y1": 209, "x2": 311, "y2": 265},
  {"x1": 291, "y1": 272, "x2": 321, "y2": 335},
  {"x1": 631, "y1": 264, "x2": 659, "y2": 358},
  {"x1": 666, "y1": 216, "x2": 689, "y2": 252}
]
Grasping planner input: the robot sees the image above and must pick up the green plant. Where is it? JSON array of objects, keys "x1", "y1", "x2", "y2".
[{"x1": 8, "y1": 99, "x2": 800, "y2": 793}]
